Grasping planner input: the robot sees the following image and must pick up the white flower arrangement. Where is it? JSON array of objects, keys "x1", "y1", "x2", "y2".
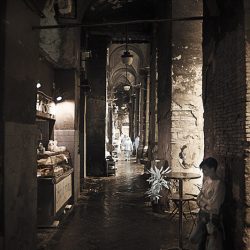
[{"x1": 145, "y1": 166, "x2": 171, "y2": 203}]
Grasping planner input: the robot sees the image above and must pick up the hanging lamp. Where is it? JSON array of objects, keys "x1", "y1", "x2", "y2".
[
  {"x1": 121, "y1": 2, "x2": 133, "y2": 66},
  {"x1": 121, "y1": 27, "x2": 133, "y2": 65},
  {"x1": 121, "y1": 50, "x2": 133, "y2": 65}
]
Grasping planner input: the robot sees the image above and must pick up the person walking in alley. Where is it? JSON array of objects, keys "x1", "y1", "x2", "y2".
[
  {"x1": 133, "y1": 135, "x2": 140, "y2": 156},
  {"x1": 124, "y1": 136, "x2": 133, "y2": 161},
  {"x1": 190, "y1": 157, "x2": 225, "y2": 250},
  {"x1": 120, "y1": 133, "x2": 125, "y2": 151}
]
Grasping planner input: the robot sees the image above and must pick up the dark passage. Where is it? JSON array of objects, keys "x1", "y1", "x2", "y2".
[{"x1": 37, "y1": 160, "x2": 194, "y2": 250}]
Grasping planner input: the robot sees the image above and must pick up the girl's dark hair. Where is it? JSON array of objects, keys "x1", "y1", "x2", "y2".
[{"x1": 199, "y1": 157, "x2": 218, "y2": 171}]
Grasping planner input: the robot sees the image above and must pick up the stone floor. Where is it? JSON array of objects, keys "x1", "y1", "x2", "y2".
[{"x1": 37, "y1": 157, "x2": 196, "y2": 250}]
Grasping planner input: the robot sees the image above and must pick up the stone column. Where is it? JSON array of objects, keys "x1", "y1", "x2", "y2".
[
  {"x1": 86, "y1": 35, "x2": 107, "y2": 176},
  {"x1": 156, "y1": 0, "x2": 172, "y2": 162},
  {"x1": 138, "y1": 70, "x2": 147, "y2": 159},
  {"x1": 3, "y1": 1, "x2": 39, "y2": 249},
  {"x1": 245, "y1": 0, "x2": 250, "y2": 247},
  {"x1": 148, "y1": 30, "x2": 157, "y2": 160},
  {"x1": 145, "y1": 71, "x2": 150, "y2": 150},
  {"x1": 107, "y1": 103, "x2": 113, "y2": 153},
  {"x1": 132, "y1": 91, "x2": 136, "y2": 141},
  {"x1": 135, "y1": 88, "x2": 140, "y2": 138},
  {"x1": 171, "y1": 0, "x2": 203, "y2": 173},
  {"x1": 129, "y1": 91, "x2": 135, "y2": 141},
  {"x1": 0, "y1": 0, "x2": 5, "y2": 244}
]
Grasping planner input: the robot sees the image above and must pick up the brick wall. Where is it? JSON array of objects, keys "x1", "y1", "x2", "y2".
[{"x1": 203, "y1": 0, "x2": 247, "y2": 248}]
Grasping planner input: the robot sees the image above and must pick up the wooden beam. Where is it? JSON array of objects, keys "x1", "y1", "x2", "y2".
[{"x1": 32, "y1": 16, "x2": 204, "y2": 30}]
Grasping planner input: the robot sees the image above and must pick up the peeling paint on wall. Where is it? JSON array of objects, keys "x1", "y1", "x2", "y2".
[
  {"x1": 171, "y1": 8, "x2": 204, "y2": 181},
  {"x1": 40, "y1": 1, "x2": 61, "y2": 62}
]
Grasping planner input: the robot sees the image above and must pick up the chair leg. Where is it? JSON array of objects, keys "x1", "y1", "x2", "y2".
[
  {"x1": 188, "y1": 218, "x2": 196, "y2": 238},
  {"x1": 169, "y1": 205, "x2": 179, "y2": 220},
  {"x1": 187, "y1": 201, "x2": 195, "y2": 220}
]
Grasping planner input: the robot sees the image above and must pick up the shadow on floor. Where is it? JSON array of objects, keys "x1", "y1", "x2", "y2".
[{"x1": 37, "y1": 160, "x2": 195, "y2": 250}]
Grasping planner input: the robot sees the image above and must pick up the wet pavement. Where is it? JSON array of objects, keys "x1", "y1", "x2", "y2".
[{"x1": 37, "y1": 158, "x2": 195, "y2": 250}]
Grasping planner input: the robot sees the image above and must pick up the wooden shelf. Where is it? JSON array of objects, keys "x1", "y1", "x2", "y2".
[{"x1": 36, "y1": 111, "x2": 55, "y2": 120}]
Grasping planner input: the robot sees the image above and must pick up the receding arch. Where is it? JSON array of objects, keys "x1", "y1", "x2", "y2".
[{"x1": 109, "y1": 44, "x2": 145, "y2": 70}]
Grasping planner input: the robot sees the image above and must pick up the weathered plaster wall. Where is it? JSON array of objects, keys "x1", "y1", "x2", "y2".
[
  {"x1": 54, "y1": 70, "x2": 76, "y2": 159},
  {"x1": 171, "y1": 0, "x2": 203, "y2": 193},
  {"x1": 4, "y1": 123, "x2": 37, "y2": 250},
  {"x1": 156, "y1": 0, "x2": 172, "y2": 162},
  {"x1": 54, "y1": 69, "x2": 81, "y2": 201},
  {"x1": 37, "y1": 58, "x2": 55, "y2": 97},
  {"x1": 3, "y1": 0, "x2": 39, "y2": 249},
  {"x1": 54, "y1": 102, "x2": 75, "y2": 158},
  {"x1": 244, "y1": 0, "x2": 250, "y2": 248},
  {"x1": 86, "y1": 35, "x2": 107, "y2": 176},
  {"x1": 40, "y1": 0, "x2": 79, "y2": 68},
  {"x1": 203, "y1": 0, "x2": 246, "y2": 248},
  {"x1": 1, "y1": 1, "x2": 81, "y2": 248}
]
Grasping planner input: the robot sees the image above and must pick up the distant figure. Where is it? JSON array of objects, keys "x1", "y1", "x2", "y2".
[
  {"x1": 120, "y1": 133, "x2": 126, "y2": 151},
  {"x1": 133, "y1": 136, "x2": 140, "y2": 157},
  {"x1": 116, "y1": 137, "x2": 121, "y2": 154},
  {"x1": 190, "y1": 157, "x2": 225, "y2": 250},
  {"x1": 124, "y1": 136, "x2": 133, "y2": 161}
]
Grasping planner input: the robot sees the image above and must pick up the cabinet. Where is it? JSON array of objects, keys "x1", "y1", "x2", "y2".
[
  {"x1": 37, "y1": 169, "x2": 73, "y2": 226},
  {"x1": 37, "y1": 151, "x2": 73, "y2": 226}
]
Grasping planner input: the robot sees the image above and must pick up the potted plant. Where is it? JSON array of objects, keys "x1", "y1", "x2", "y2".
[{"x1": 145, "y1": 165, "x2": 171, "y2": 213}]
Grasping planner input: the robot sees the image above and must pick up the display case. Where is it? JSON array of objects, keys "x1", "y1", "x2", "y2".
[{"x1": 37, "y1": 151, "x2": 73, "y2": 226}]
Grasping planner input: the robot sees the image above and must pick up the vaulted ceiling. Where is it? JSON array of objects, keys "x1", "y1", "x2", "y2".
[
  {"x1": 78, "y1": 0, "x2": 154, "y2": 111},
  {"x1": 80, "y1": 0, "x2": 158, "y2": 42}
]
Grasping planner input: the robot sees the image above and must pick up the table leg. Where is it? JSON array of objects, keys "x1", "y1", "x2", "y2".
[
  {"x1": 168, "y1": 178, "x2": 190, "y2": 250},
  {"x1": 179, "y1": 179, "x2": 183, "y2": 249}
]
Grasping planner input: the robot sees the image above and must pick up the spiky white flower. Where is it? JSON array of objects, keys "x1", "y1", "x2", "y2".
[{"x1": 145, "y1": 165, "x2": 171, "y2": 203}]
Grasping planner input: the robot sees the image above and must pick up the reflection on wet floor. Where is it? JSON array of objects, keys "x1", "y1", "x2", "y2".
[{"x1": 37, "y1": 157, "x2": 195, "y2": 250}]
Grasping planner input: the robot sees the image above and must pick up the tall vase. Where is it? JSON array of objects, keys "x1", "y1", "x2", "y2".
[{"x1": 151, "y1": 201, "x2": 165, "y2": 213}]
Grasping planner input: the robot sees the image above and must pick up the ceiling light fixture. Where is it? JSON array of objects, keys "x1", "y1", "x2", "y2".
[
  {"x1": 56, "y1": 96, "x2": 63, "y2": 102},
  {"x1": 121, "y1": 50, "x2": 133, "y2": 65},
  {"x1": 36, "y1": 81, "x2": 41, "y2": 89},
  {"x1": 121, "y1": 1, "x2": 133, "y2": 66},
  {"x1": 123, "y1": 85, "x2": 130, "y2": 91}
]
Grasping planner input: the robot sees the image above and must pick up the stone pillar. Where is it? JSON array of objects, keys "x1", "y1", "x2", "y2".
[
  {"x1": 138, "y1": 71, "x2": 147, "y2": 159},
  {"x1": 86, "y1": 35, "x2": 107, "y2": 176},
  {"x1": 129, "y1": 92, "x2": 135, "y2": 141},
  {"x1": 145, "y1": 71, "x2": 150, "y2": 149},
  {"x1": 156, "y1": 0, "x2": 172, "y2": 162},
  {"x1": 107, "y1": 104, "x2": 113, "y2": 152},
  {"x1": 244, "y1": 0, "x2": 250, "y2": 247},
  {"x1": 2, "y1": 1, "x2": 40, "y2": 249},
  {"x1": 148, "y1": 30, "x2": 157, "y2": 160},
  {"x1": 0, "y1": 1, "x2": 5, "y2": 246},
  {"x1": 171, "y1": 0, "x2": 204, "y2": 174},
  {"x1": 79, "y1": 86, "x2": 87, "y2": 179},
  {"x1": 135, "y1": 88, "x2": 140, "y2": 138},
  {"x1": 132, "y1": 91, "x2": 136, "y2": 141}
]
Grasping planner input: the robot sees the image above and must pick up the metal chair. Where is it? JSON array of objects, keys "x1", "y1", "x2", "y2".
[{"x1": 169, "y1": 193, "x2": 197, "y2": 220}]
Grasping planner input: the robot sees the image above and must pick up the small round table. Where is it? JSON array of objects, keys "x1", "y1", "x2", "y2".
[{"x1": 164, "y1": 172, "x2": 201, "y2": 250}]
